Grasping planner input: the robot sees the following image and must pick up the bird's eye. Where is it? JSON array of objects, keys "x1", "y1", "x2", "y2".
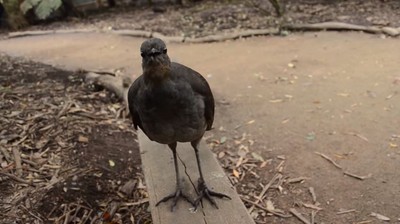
[
  {"x1": 140, "y1": 52, "x2": 145, "y2": 57},
  {"x1": 163, "y1": 49, "x2": 167, "y2": 54}
]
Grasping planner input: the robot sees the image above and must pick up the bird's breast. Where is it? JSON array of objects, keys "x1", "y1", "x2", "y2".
[{"x1": 137, "y1": 81, "x2": 206, "y2": 144}]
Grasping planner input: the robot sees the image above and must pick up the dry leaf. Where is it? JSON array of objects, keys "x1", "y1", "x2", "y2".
[
  {"x1": 233, "y1": 169, "x2": 240, "y2": 178},
  {"x1": 109, "y1": 160, "x2": 115, "y2": 167},
  {"x1": 251, "y1": 152, "x2": 264, "y2": 161},
  {"x1": 220, "y1": 136, "x2": 227, "y2": 144},
  {"x1": 238, "y1": 146, "x2": 248, "y2": 157},
  {"x1": 248, "y1": 140, "x2": 254, "y2": 146},
  {"x1": 260, "y1": 161, "x2": 268, "y2": 168},
  {"x1": 218, "y1": 151, "x2": 225, "y2": 159},
  {"x1": 247, "y1": 120, "x2": 255, "y2": 125},
  {"x1": 266, "y1": 199, "x2": 275, "y2": 211}
]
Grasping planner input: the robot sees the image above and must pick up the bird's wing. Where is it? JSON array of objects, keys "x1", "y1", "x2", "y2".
[
  {"x1": 127, "y1": 76, "x2": 145, "y2": 131},
  {"x1": 172, "y1": 62, "x2": 215, "y2": 130}
]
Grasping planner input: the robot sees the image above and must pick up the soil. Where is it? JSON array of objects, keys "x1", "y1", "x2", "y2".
[
  {"x1": 4, "y1": 0, "x2": 400, "y2": 38},
  {"x1": 0, "y1": 54, "x2": 150, "y2": 223},
  {"x1": 1, "y1": 0, "x2": 400, "y2": 224}
]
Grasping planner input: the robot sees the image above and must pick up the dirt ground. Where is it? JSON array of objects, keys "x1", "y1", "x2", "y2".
[
  {"x1": 1, "y1": 1, "x2": 400, "y2": 224},
  {"x1": 4, "y1": 0, "x2": 400, "y2": 38},
  {"x1": 0, "y1": 54, "x2": 151, "y2": 223}
]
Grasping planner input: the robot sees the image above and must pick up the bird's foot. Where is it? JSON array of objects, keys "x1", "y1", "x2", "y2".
[
  {"x1": 194, "y1": 178, "x2": 231, "y2": 209},
  {"x1": 155, "y1": 187, "x2": 194, "y2": 212}
]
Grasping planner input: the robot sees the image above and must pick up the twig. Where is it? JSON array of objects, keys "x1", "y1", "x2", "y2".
[
  {"x1": 343, "y1": 171, "x2": 371, "y2": 180},
  {"x1": 21, "y1": 159, "x2": 38, "y2": 168},
  {"x1": 78, "y1": 69, "x2": 116, "y2": 77},
  {"x1": 121, "y1": 199, "x2": 150, "y2": 206},
  {"x1": 20, "y1": 205, "x2": 44, "y2": 222},
  {"x1": 286, "y1": 176, "x2": 309, "y2": 184},
  {"x1": 309, "y1": 187, "x2": 317, "y2": 203},
  {"x1": 289, "y1": 208, "x2": 311, "y2": 224},
  {"x1": 12, "y1": 148, "x2": 22, "y2": 176},
  {"x1": 248, "y1": 173, "x2": 282, "y2": 213},
  {"x1": 337, "y1": 209, "x2": 356, "y2": 215},
  {"x1": 315, "y1": 152, "x2": 342, "y2": 169},
  {"x1": 311, "y1": 210, "x2": 317, "y2": 224},
  {"x1": 241, "y1": 197, "x2": 291, "y2": 218},
  {"x1": 303, "y1": 203, "x2": 323, "y2": 211},
  {"x1": 347, "y1": 132, "x2": 369, "y2": 142},
  {"x1": 0, "y1": 172, "x2": 33, "y2": 185},
  {"x1": 0, "y1": 146, "x2": 12, "y2": 162}
]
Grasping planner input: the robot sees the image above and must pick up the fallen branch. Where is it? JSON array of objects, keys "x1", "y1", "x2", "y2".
[
  {"x1": 8, "y1": 29, "x2": 97, "y2": 38},
  {"x1": 315, "y1": 152, "x2": 342, "y2": 169},
  {"x1": 283, "y1": 22, "x2": 400, "y2": 37},
  {"x1": 0, "y1": 172, "x2": 34, "y2": 185},
  {"x1": 7, "y1": 22, "x2": 400, "y2": 44},
  {"x1": 337, "y1": 209, "x2": 356, "y2": 215},
  {"x1": 84, "y1": 72, "x2": 132, "y2": 106},
  {"x1": 184, "y1": 28, "x2": 279, "y2": 43},
  {"x1": 343, "y1": 171, "x2": 371, "y2": 180}
]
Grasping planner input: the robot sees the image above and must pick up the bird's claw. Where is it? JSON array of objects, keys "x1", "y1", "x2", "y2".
[
  {"x1": 194, "y1": 179, "x2": 231, "y2": 210},
  {"x1": 156, "y1": 188, "x2": 194, "y2": 212}
]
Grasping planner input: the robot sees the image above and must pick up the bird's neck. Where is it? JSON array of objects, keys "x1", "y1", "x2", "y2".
[{"x1": 143, "y1": 64, "x2": 171, "y2": 82}]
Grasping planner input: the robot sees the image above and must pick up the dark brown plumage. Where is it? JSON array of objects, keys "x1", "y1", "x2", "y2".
[{"x1": 128, "y1": 38, "x2": 230, "y2": 211}]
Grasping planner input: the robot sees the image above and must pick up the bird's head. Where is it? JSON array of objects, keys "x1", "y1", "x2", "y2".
[{"x1": 140, "y1": 38, "x2": 171, "y2": 79}]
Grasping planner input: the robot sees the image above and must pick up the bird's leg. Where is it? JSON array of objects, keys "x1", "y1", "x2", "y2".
[
  {"x1": 192, "y1": 138, "x2": 231, "y2": 209},
  {"x1": 155, "y1": 142, "x2": 194, "y2": 211}
]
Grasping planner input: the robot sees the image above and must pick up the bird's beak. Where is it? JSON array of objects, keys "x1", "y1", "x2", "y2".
[{"x1": 150, "y1": 48, "x2": 158, "y2": 54}]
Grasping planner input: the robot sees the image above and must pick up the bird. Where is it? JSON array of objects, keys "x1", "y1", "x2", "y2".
[{"x1": 128, "y1": 38, "x2": 231, "y2": 211}]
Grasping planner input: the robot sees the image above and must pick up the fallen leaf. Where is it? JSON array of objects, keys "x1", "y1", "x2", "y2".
[
  {"x1": 137, "y1": 178, "x2": 146, "y2": 189},
  {"x1": 1, "y1": 161, "x2": 8, "y2": 168},
  {"x1": 386, "y1": 91, "x2": 397, "y2": 100},
  {"x1": 389, "y1": 143, "x2": 398, "y2": 148},
  {"x1": 220, "y1": 136, "x2": 227, "y2": 144},
  {"x1": 233, "y1": 169, "x2": 240, "y2": 178},
  {"x1": 306, "y1": 132, "x2": 316, "y2": 141},
  {"x1": 109, "y1": 160, "x2": 115, "y2": 167},
  {"x1": 251, "y1": 152, "x2": 264, "y2": 161},
  {"x1": 260, "y1": 161, "x2": 268, "y2": 168},
  {"x1": 218, "y1": 151, "x2": 225, "y2": 159},
  {"x1": 236, "y1": 156, "x2": 244, "y2": 167},
  {"x1": 247, "y1": 120, "x2": 255, "y2": 125},
  {"x1": 266, "y1": 199, "x2": 275, "y2": 211},
  {"x1": 248, "y1": 140, "x2": 255, "y2": 146}
]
